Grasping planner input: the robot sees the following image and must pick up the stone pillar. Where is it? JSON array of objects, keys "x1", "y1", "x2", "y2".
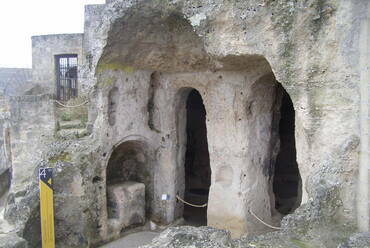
[{"x1": 206, "y1": 74, "x2": 277, "y2": 238}]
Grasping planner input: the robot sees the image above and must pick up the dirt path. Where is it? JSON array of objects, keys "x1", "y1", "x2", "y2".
[{"x1": 99, "y1": 231, "x2": 158, "y2": 248}]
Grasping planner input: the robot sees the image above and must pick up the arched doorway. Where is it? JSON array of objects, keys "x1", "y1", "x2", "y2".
[
  {"x1": 105, "y1": 140, "x2": 154, "y2": 232},
  {"x1": 182, "y1": 89, "x2": 211, "y2": 226},
  {"x1": 272, "y1": 85, "x2": 302, "y2": 215}
]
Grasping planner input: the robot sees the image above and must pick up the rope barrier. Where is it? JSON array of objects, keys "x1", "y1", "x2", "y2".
[
  {"x1": 176, "y1": 195, "x2": 208, "y2": 208},
  {"x1": 248, "y1": 209, "x2": 282, "y2": 230},
  {"x1": 55, "y1": 100, "x2": 88, "y2": 108},
  {"x1": 176, "y1": 196, "x2": 282, "y2": 230}
]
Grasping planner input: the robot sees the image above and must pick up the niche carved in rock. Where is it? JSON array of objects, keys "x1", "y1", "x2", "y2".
[
  {"x1": 108, "y1": 87, "x2": 119, "y2": 126},
  {"x1": 147, "y1": 72, "x2": 161, "y2": 132}
]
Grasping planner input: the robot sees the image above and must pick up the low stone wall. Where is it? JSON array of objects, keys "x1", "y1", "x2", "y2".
[
  {"x1": 0, "y1": 68, "x2": 32, "y2": 96},
  {"x1": 6, "y1": 94, "x2": 55, "y2": 192}
]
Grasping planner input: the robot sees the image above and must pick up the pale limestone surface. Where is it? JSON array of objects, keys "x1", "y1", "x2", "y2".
[
  {"x1": 0, "y1": 68, "x2": 32, "y2": 96},
  {"x1": 0, "y1": 0, "x2": 369, "y2": 247},
  {"x1": 107, "y1": 182, "x2": 146, "y2": 237},
  {"x1": 0, "y1": 233, "x2": 27, "y2": 248},
  {"x1": 100, "y1": 231, "x2": 158, "y2": 248},
  {"x1": 82, "y1": 0, "x2": 364, "y2": 241},
  {"x1": 31, "y1": 34, "x2": 84, "y2": 94},
  {"x1": 5, "y1": 95, "x2": 55, "y2": 193}
]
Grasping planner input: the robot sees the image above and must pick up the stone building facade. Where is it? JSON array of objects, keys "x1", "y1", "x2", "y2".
[
  {"x1": 31, "y1": 34, "x2": 84, "y2": 97},
  {"x1": 0, "y1": 0, "x2": 369, "y2": 247}
]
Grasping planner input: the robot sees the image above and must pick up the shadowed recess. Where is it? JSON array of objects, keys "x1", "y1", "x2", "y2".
[{"x1": 97, "y1": 5, "x2": 272, "y2": 73}]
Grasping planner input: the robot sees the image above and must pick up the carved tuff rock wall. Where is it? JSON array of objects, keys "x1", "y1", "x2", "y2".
[
  {"x1": 81, "y1": 0, "x2": 366, "y2": 241},
  {"x1": 1, "y1": 0, "x2": 369, "y2": 247}
]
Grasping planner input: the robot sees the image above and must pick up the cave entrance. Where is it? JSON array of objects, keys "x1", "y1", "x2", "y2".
[
  {"x1": 273, "y1": 86, "x2": 302, "y2": 215},
  {"x1": 105, "y1": 141, "x2": 153, "y2": 232},
  {"x1": 183, "y1": 89, "x2": 211, "y2": 226}
]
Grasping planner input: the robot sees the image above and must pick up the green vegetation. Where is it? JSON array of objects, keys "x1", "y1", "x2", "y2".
[
  {"x1": 48, "y1": 152, "x2": 71, "y2": 163},
  {"x1": 96, "y1": 63, "x2": 135, "y2": 74}
]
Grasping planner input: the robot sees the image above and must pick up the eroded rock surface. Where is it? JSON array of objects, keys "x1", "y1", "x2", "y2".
[
  {"x1": 0, "y1": 234, "x2": 27, "y2": 248},
  {"x1": 338, "y1": 232, "x2": 370, "y2": 248},
  {"x1": 107, "y1": 182, "x2": 146, "y2": 236},
  {"x1": 141, "y1": 226, "x2": 370, "y2": 248},
  {"x1": 141, "y1": 226, "x2": 232, "y2": 248},
  {"x1": 0, "y1": 0, "x2": 369, "y2": 247}
]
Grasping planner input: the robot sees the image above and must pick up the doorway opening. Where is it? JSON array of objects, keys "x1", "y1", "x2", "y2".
[
  {"x1": 183, "y1": 89, "x2": 211, "y2": 226},
  {"x1": 273, "y1": 87, "x2": 302, "y2": 215}
]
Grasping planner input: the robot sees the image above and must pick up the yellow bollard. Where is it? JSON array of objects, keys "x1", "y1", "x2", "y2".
[{"x1": 39, "y1": 168, "x2": 55, "y2": 248}]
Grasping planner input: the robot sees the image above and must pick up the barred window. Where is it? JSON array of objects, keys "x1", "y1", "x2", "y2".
[{"x1": 55, "y1": 54, "x2": 78, "y2": 101}]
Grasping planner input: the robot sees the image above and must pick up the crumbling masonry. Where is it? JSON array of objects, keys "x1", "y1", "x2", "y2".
[{"x1": 0, "y1": 0, "x2": 369, "y2": 247}]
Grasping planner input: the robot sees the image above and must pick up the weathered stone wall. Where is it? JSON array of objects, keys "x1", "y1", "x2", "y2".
[
  {"x1": 0, "y1": 68, "x2": 32, "y2": 96},
  {"x1": 5, "y1": 95, "x2": 55, "y2": 192},
  {"x1": 357, "y1": 0, "x2": 370, "y2": 232},
  {"x1": 0, "y1": 170, "x2": 10, "y2": 207},
  {"x1": 31, "y1": 34, "x2": 84, "y2": 95},
  {"x1": 0, "y1": 95, "x2": 56, "y2": 247},
  {"x1": 1, "y1": 1, "x2": 369, "y2": 247},
  {"x1": 90, "y1": 66, "x2": 286, "y2": 238},
  {"x1": 80, "y1": 0, "x2": 367, "y2": 240},
  {"x1": 0, "y1": 99, "x2": 11, "y2": 176},
  {"x1": 0, "y1": 98, "x2": 12, "y2": 209},
  {"x1": 80, "y1": 4, "x2": 105, "y2": 96}
]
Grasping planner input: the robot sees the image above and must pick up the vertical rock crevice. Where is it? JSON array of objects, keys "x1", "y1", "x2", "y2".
[
  {"x1": 147, "y1": 72, "x2": 161, "y2": 132},
  {"x1": 108, "y1": 87, "x2": 119, "y2": 126}
]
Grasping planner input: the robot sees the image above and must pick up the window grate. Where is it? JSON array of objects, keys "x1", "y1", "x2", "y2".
[{"x1": 55, "y1": 54, "x2": 78, "y2": 101}]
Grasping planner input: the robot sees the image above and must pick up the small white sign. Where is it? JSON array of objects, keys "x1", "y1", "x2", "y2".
[{"x1": 161, "y1": 194, "x2": 169, "y2": 200}]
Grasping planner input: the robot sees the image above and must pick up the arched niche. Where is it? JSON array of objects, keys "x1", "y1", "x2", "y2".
[{"x1": 105, "y1": 139, "x2": 155, "y2": 232}]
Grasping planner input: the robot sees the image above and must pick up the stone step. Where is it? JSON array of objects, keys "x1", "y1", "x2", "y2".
[
  {"x1": 56, "y1": 128, "x2": 88, "y2": 139},
  {"x1": 59, "y1": 120, "x2": 84, "y2": 129}
]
